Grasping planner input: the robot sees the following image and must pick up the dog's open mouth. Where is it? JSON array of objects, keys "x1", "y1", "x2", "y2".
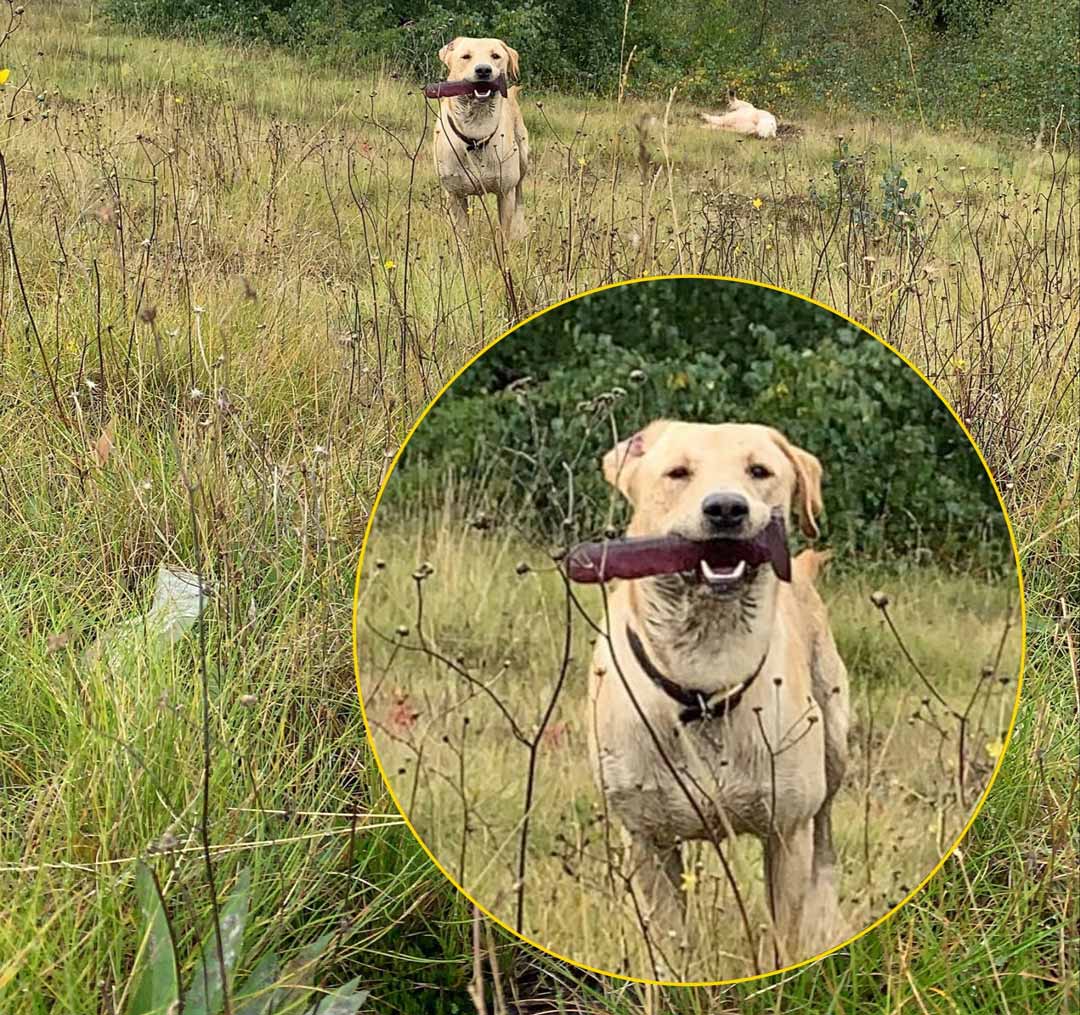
[
  {"x1": 697, "y1": 556, "x2": 750, "y2": 592},
  {"x1": 423, "y1": 75, "x2": 509, "y2": 101},
  {"x1": 565, "y1": 510, "x2": 791, "y2": 588}
]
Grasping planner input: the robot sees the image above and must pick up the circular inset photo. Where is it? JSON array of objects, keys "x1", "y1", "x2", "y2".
[{"x1": 353, "y1": 277, "x2": 1023, "y2": 985}]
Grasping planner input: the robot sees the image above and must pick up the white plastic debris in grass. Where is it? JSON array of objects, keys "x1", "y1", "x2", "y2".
[{"x1": 85, "y1": 565, "x2": 212, "y2": 668}]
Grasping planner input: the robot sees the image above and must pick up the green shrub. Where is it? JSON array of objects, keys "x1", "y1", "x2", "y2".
[
  {"x1": 389, "y1": 280, "x2": 1013, "y2": 573},
  {"x1": 102, "y1": 0, "x2": 1078, "y2": 138},
  {"x1": 928, "y1": 0, "x2": 1080, "y2": 140}
]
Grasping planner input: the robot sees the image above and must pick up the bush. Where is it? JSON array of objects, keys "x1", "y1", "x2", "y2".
[
  {"x1": 102, "y1": 0, "x2": 1078, "y2": 138},
  {"x1": 390, "y1": 280, "x2": 1013, "y2": 573},
  {"x1": 928, "y1": 0, "x2": 1080, "y2": 140},
  {"x1": 102, "y1": 0, "x2": 624, "y2": 90}
]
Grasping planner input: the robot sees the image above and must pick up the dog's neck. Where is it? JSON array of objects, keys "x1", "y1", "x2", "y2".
[
  {"x1": 445, "y1": 94, "x2": 501, "y2": 138},
  {"x1": 632, "y1": 569, "x2": 778, "y2": 694}
]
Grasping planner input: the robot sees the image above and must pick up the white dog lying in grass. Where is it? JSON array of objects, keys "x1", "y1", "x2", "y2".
[{"x1": 701, "y1": 89, "x2": 778, "y2": 139}]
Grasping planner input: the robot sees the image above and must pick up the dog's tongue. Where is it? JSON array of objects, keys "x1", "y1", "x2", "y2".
[
  {"x1": 566, "y1": 511, "x2": 791, "y2": 584},
  {"x1": 423, "y1": 74, "x2": 509, "y2": 100}
]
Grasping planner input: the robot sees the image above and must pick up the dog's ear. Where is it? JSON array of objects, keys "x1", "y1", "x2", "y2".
[
  {"x1": 439, "y1": 38, "x2": 460, "y2": 68},
  {"x1": 602, "y1": 420, "x2": 671, "y2": 503},
  {"x1": 501, "y1": 42, "x2": 520, "y2": 80},
  {"x1": 771, "y1": 431, "x2": 823, "y2": 538}
]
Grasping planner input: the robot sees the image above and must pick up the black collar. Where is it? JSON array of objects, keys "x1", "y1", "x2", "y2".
[
  {"x1": 625, "y1": 625, "x2": 767, "y2": 723},
  {"x1": 445, "y1": 112, "x2": 498, "y2": 153}
]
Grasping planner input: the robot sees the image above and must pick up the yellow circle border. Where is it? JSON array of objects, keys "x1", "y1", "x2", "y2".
[{"x1": 351, "y1": 274, "x2": 1027, "y2": 989}]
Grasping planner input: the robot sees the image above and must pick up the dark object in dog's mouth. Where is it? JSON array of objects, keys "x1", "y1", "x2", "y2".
[
  {"x1": 423, "y1": 75, "x2": 509, "y2": 100},
  {"x1": 566, "y1": 510, "x2": 791, "y2": 587}
]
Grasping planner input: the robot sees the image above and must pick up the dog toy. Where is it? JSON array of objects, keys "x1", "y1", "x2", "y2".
[
  {"x1": 566, "y1": 510, "x2": 791, "y2": 584},
  {"x1": 423, "y1": 74, "x2": 509, "y2": 100}
]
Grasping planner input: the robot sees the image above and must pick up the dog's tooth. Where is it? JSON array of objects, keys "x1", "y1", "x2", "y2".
[{"x1": 701, "y1": 558, "x2": 746, "y2": 583}]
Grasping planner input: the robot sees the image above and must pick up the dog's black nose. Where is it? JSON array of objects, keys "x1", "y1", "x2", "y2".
[
  {"x1": 701, "y1": 492, "x2": 749, "y2": 529},
  {"x1": 473, "y1": 64, "x2": 493, "y2": 80}
]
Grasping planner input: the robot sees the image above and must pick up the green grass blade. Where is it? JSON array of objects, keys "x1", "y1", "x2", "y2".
[
  {"x1": 126, "y1": 863, "x2": 180, "y2": 1015},
  {"x1": 184, "y1": 868, "x2": 252, "y2": 1015}
]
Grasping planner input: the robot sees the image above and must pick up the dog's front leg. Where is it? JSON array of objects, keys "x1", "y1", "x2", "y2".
[
  {"x1": 506, "y1": 170, "x2": 527, "y2": 241},
  {"x1": 512, "y1": 186, "x2": 527, "y2": 241},
  {"x1": 807, "y1": 798, "x2": 848, "y2": 949},
  {"x1": 763, "y1": 821, "x2": 815, "y2": 962},
  {"x1": 624, "y1": 829, "x2": 686, "y2": 958},
  {"x1": 447, "y1": 192, "x2": 469, "y2": 234},
  {"x1": 805, "y1": 633, "x2": 850, "y2": 950},
  {"x1": 496, "y1": 188, "x2": 517, "y2": 242}
]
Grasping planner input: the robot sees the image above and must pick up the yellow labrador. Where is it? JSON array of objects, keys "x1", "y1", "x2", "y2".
[
  {"x1": 432, "y1": 37, "x2": 529, "y2": 241},
  {"x1": 585, "y1": 420, "x2": 849, "y2": 969},
  {"x1": 700, "y1": 89, "x2": 779, "y2": 139}
]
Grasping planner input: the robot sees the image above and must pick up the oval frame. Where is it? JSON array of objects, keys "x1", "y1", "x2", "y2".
[{"x1": 351, "y1": 274, "x2": 1027, "y2": 988}]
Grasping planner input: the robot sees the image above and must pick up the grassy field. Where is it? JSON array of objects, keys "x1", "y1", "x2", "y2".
[
  {"x1": 0, "y1": 0, "x2": 1075, "y2": 1012},
  {"x1": 358, "y1": 508, "x2": 1022, "y2": 983}
]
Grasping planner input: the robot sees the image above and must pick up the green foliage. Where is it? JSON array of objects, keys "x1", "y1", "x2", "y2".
[
  {"x1": 881, "y1": 163, "x2": 923, "y2": 235},
  {"x1": 392, "y1": 280, "x2": 1011, "y2": 571},
  {"x1": 184, "y1": 867, "x2": 251, "y2": 1015},
  {"x1": 128, "y1": 864, "x2": 180, "y2": 1015},
  {"x1": 927, "y1": 0, "x2": 1080, "y2": 141},
  {"x1": 101, "y1": 0, "x2": 1078, "y2": 138},
  {"x1": 126, "y1": 865, "x2": 370, "y2": 1015},
  {"x1": 101, "y1": 0, "x2": 623, "y2": 89}
]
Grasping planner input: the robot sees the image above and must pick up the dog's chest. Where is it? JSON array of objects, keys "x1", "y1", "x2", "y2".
[
  {"x1": 437, "y1": 133, "x2": 522, "y2": 192},
  {"x1": 602, "y1": 725, "x2": 781, "y2": 837},
  {"x1": 683, "y1": 722, "x2": 808, "y2": 832},
  {"x1": 595, "y1": 688, "x2": 827, "y2": 841},
  {"x1": 435, "y1": 101, "x2": 522, "y2": 195}
]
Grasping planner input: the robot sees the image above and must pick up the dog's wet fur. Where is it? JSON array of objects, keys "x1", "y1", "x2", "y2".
[
  {"x1": 585, "y1": 419, "x2": 851, "y2": 976},
  {"x1": 432, "y1": 36, "x2": 529, "y2": 241}
]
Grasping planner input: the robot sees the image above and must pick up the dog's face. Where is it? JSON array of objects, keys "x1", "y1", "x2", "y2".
[
  {"x1": 438, "y1": 36, "x2": 520, "y2": 99},
  {"x1": 603, "y1": 420, "x2": 822, "y2": 594}
]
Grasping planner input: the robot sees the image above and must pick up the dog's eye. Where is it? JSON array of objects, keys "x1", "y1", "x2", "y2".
[
  {"x1": 492, "y1": 52, "x2": 501, "y2": 60},
  {"x1": 665, "y1": 465, "x2": 691, "y2": 480},
  {"x1": 748, "y1": 463, "x2": 772, "y2": 480},
  {"x1": 461, "y1": 53, "x2": 471, "y2": 60}
]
